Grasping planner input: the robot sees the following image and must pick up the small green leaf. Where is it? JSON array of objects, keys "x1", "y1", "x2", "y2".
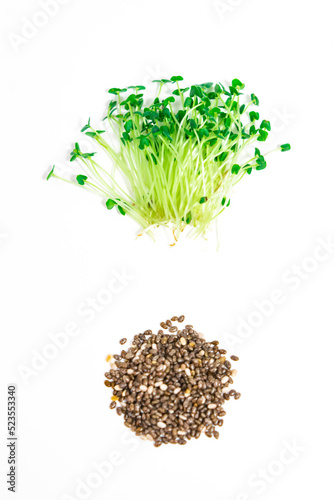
[
  {"x1": 199, "y1": 197, "x2": 208, "y2": 204},
  {"x1": 249, "y1": 125, "x2": 257, "y2": 135},
  {"x1": 170, "y1": 75, "x2": 183, "y2": 82},
  {"x1": 128, "y1": 85, "x2": 146, "y2": 91},
  {"x1": 232, "y1": 78, "x2": 245, "y2": 89},
  {"x1": 229, "y1": 85, "x2": 241, "y2": 96},
  {"x1": 108, "y1": 87, "x2": 127, "y2": 94},
  {"x1": 249, "y1": 111, "x2": 259, "y2": 122},
  {"x1": 281, "y1": 143, "x2": 291, "y2": 152},
  {"x1": 239, "y1": 104, "x2": 245, "y2": 114},
  {"x1": 138, "y1": 136, "x2": 150, "y2": 149},
  {"x1": 163, "y1": 96, "x2": 175, "y2": 106},
  {"x1": 226, "y1": 199, "x2": 231, "y2": 207},
  {"x1": 251, "y1": 93, "x2": 259, "y2": 105},
  {"x1": 198, "y1": 128, "x2": 209, "y2": 139},
  {"x1": 188, "y1": 119, "x2": 197, "y2": 130},
  {"x1": 260, "y1": 120, "x2": 271, "y2": 131},
  {"x1": 82, "y1": 152, "x2": 96, "y2": 158},
  {"x1": 117, "y1": 205, "x2": 126, "y2": 215},
  {"x1": 257, "y1": 129, "x2": 268, "y2": 142},
  {"x1": 152, "y1": 79, "x2": 171, "y2": 84},
  {"x1": 46, "y1": 165, "x2": 55, "y2": 181},
  {"x1": 221, "y1": 197, "x2": 226, "y2": 206},
  {"x1": 190, "y1": 85, "x2": 203, "y2": 98},
  {"x1": 76, "y1": 175, "x2": 88, "y2": 185},
  {"x1": 219, "y1": 151, "x2": 228, "y2": 162},
  {"x1": 184, "y1": 97, "x2": 193, "y2": 107},
  {"x1": 256, "y1": 155, "x2": 267, "y2": 170},
  {"x1": 186, "y1": 211, "x2": 192, "y2": 224},
  {"x1": 106, "y1": 199, "x2": 116, "y2": 210},
  {"x1": 200, "y1": 82, "x2": 213, "y2": 89},
  {"x1": 85, "y1": 131, "x2": 97, "y2": 138},
  {"x1": 81, "y1": 118, "x2": 91, "y2": 132},
  {"x1": 231, "y1": 164, "x2": 241, "y2": 175},
  {"x1": 176, "y1": 110, "x2": 186, "y2": 122},
  {"x1": 124, "y1": 120, "x2": 133, "y2": 133}
]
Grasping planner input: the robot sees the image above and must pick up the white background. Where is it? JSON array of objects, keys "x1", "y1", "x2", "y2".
[{"x1": 1, "y1": 0, "x2": 333, "y2": 499}]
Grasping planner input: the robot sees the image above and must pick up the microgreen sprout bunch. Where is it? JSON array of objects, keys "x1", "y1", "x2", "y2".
[{"x1": 47, "y1": 77, "x2": 290, "y2": 240}]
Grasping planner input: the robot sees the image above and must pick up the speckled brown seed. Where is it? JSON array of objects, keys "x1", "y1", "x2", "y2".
[
  {"x1": 104, "y1": 315, "x2": 240, "y2": 446},
  {"x1": 119, "y1": 338, "x2": 127, "y2": 345}
]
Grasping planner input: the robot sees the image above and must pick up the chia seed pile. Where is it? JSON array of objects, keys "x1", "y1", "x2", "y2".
[{"x1": 104, "y1": 316, "x2": 240, "y2": 447}]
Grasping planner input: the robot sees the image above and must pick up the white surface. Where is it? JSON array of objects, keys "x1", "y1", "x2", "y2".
[{"x1": 1, "y1": 0, "x2": 333, "y2": 499}]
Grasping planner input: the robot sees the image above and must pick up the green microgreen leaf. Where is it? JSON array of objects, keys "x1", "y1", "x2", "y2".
[
  {"x1": 190, "y1": 85, "x2": 203, "y2": 98},
  {"x1": 128, "y1": 85, "x2": 146, "y2": 91},
  {"x1": 184, "y1": 97, "x2": 193, "y2": 107},
  {"x1": 76, "y1": 175, "x2": 88, "y2": 185},
  {"x1": 255, "y1": 155, "x2": 267, "y2": 170},
  {"x1": 257, "y1": 129, "x2": 268, "y2": 142},
  {"x1": 108, "y1": 87, "x2": 127, "y2": 94},
  {"x1": 200, "y1": 82, "x2": 213, "y2": 89},
  {"x1": 232, "y1": 78, "x2": 245, "y2": 89},
  {"x1": 163, "y1": 96, "x2": 175, "y2": 106},
  {"x1": 46, "y1": 165, "x2": 55, "y2": 181},
  {"x1": 281, "y1": 143, "x2": 291, "y2": 152},
  {"x1": 249, "y1": 111, "x2": 259, "y2": 122},
  {"x1": 231, "y1": 164, "x2": 241, "y2": 175},
  {"x1": 251, "y1": 93, "x2": 259, "y2": 105},
  {"x1": 124, "y1": 120, "x2": 133, "y2": 133},
  {"x1": 137, "y1": 136, "x2": 150, "y2": 150},
  {"x1": 170, "y1": 75, "x2": 184, "y2": 82},
  {"x1": 260, "y1": 120, "x2": 271, "y2": 131},
  {"x1": 117, "y1": 205, "x2": 126, "y2": 215},
  {"x1": 199, "y1": 197, "x2": 208, "y2": 204},
  {"x1": 106, "y1": 198, "x2": 116, "y2": 210},
  {"x1": 81, "y1": 118, "x2": 91, "y2": 132},
  {"x1": 152, "y1": 79, "x2": 171, "y2": 84}
]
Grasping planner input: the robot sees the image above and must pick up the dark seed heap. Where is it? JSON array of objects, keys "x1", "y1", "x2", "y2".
[{"x1": 104, "y1": 316, "x2": 240, "y2": 447}]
